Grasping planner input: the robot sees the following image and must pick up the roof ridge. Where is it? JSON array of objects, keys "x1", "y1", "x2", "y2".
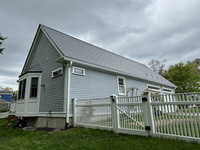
[{"x1": 40, "y1": 24, "x2": 148, "y2": 69}]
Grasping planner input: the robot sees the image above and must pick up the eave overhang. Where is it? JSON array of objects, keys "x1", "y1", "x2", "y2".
[{"x1": 57, "y1": 56, "x2": 176, "y2": 88}]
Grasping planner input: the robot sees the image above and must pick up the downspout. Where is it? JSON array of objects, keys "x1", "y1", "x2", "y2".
[{"x1": 66, "y1": 61, "x2": 72, "y2": 128}]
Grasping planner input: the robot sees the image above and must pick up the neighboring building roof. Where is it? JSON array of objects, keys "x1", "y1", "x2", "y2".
[
  {"x1": 40, "y1": 25, "x2": 175, "y2": 87},
  {"x1": 0, "y1": 91, "x2": 13, "y2": 95}
]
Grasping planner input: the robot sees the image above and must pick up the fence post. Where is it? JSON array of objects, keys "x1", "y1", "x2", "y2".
[
  {"x1": 72, "y1": 98, "x2": 77, "y2": 127},
  {"x1": 142, "y1": 92, "x2": 154, "y2": 136},
  {"x1": 110, "y1": 94, "x2": 119, "y2": 133}
]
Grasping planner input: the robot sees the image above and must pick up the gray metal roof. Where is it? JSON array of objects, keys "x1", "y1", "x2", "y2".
[{"x1": 40, "y1": 25, "x2": 175, "y2": 87}]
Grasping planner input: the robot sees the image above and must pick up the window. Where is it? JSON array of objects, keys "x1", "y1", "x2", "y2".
[
  {"x1": 52, "y1": 68, "x2": 63, "y2": 78},
  {"x1": 18, "y1": 79, "x2": 26, "y2": 100},
  {"x1": 147, "y1": 84, "x2": 161, "y2": 92},
  {"x1": 118, "y1": 77, "x2": 126, "y2": 95},
  {"x1": 73, "y1": 67, "x2": 85, "y2": 76},
  {"x1": 30, "y1": 77, "x2": 38, "y2": 98},
  {"x1": 163, "y1": 88, "x2": 173, "y2": 94},
  {"x1": 18, "y1": 81, "x2": 22, "y2": 100}
]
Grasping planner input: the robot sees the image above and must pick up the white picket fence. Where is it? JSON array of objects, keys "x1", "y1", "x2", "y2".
[
  {"x1": 150, "y1": 93, "x2": 200, "y2": 142},
  {"x1": 73, "y1": 92, "x2": 200, "y2": 143},
  {"x1": 73, "y1": 97, "x2": 113, "y2": 130}
]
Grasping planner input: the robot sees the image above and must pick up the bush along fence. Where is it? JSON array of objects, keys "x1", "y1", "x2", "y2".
[{"x1": 73, "y1": 92, "x2": 200, "y2": 143}]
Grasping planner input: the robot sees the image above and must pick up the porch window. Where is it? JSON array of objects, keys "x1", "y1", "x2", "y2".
[
  {"x1": 30, "y1": 77, "x2": 38, "y2": 98},
  {"x1": 118, "y1": 77, "x2": 126, "y2": 95},
  {"x1": 18, "y1": 79, "x2": 26, "y2": 100}
]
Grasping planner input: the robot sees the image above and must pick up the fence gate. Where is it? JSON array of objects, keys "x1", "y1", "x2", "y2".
[
  {"x1": 112, "y1": 95, "x2": 148, "y2": 136},
  {"x1": 73, "y1": 95, "x2": 149, "y2": 136}
]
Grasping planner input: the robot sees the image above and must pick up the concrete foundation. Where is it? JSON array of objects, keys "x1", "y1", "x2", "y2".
[
  {"x1": 69, "y1": 117, "x2": 73, "y2": 127},
  {"x1": 24, "y1": 117, "x2": 66, "y2": 129}
]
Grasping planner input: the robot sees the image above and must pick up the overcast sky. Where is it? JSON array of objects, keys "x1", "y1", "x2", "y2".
[{"x1": 0, "y1": 0, "x2": 200, "y2": 91}]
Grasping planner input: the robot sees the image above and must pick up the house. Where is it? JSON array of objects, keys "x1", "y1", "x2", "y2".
[
  {"x1": 0, "y1": 91, "x2": 13, "y2": 102},
  {"x1": 12, "y1": 24, "x2": 175, "y2": 129}
]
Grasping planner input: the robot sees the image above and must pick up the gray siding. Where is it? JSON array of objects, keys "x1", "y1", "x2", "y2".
[
  {"x1": 70, "y1": 68, "x2": 118, "y2": 99},
  {"x1": 27, "y1": 33, "x2": 64, "y2": 112},
  {"x1": 69, "y1": 67, "x2": 170, "y2": 114},
  {"x1": 70, "y1": 67, "x2": 117, "y2": 114}
]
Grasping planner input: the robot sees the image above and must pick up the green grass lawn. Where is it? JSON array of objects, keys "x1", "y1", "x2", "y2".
[{"x1": 0, "y1": 119, "x2": 200, "y2": 150}]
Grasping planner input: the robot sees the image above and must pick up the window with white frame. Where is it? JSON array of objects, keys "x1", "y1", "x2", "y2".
[
  {"x1": 163, "y1": 88, "x2": 173, "y2": 94},
  {"x1": 72, "y1": 66, "x2": 85, "y2": 76},
  {"x1": 18, "y1": 79, "x2": 26, "y2": 100},
  {"x1": 30, "y1": 77, "x2": 39, "y2": 98},
  {"x1": 147, "y1": 84, "x2": 161, "y2": 92},
  {"x1": 118, "y1": 77, "x2": 126, "y2": 95},
  {"x1": 52, "y1": 68, "x2": 63, "y2": 78}
]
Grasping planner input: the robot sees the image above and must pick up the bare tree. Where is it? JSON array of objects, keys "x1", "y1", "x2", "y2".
[
  {"x1": 148, "y1": 59, "x2": 167, "y2": 75},
  {"x1": 0, "y1": 86, "x2": 13, "y2": 91}
]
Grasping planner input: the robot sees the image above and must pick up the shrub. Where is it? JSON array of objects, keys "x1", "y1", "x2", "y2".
[
  {"x1": 0, "y1": 108, "x2": 9, "y2": 112},
  {"x1": 8, "y1": 118, "x2": 26, "y2": 128}
]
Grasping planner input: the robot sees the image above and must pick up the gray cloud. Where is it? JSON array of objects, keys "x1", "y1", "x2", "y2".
[{"x1": 0, "y1": 0, "x2": 200, "y2": 90}]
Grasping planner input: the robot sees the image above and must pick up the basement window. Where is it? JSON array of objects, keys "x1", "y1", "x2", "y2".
[
  {"x1": 118, "y1": 76, "x2": 126, "y2": 95},
  {"x1": 52, "y1": 68, "x2": 63, "y2": 78},
  {"x1": 73, "y1": 67, "x2": 85, "y2": 76}
]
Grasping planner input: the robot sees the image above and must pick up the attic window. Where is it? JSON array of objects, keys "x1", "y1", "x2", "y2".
[
  {"x1": 147, "y1": 84, "x2": 161, "y2": 92},
  {"x1": 73, "y1": 67, "x2": 85, "y2": 76},
  {"x1": 52, "y1": 68, "x2": 63, "y2": 78}
]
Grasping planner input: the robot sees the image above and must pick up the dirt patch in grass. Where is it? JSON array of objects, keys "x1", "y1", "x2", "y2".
[{"x1": 34, "y1": 128, "x2": 56, "y2": 132}]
